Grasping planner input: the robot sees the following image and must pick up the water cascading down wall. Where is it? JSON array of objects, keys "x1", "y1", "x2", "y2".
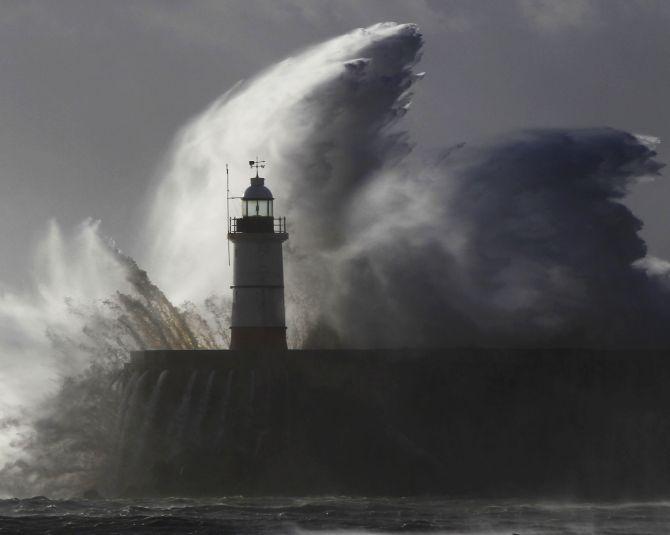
[{"x1": 118, "y1": 348, "x2": 670, "y2": 498}]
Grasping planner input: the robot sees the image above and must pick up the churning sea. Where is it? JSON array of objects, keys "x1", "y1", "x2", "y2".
[{"x1": 1, "y1": 496, "x2": 669, "y2": 534}]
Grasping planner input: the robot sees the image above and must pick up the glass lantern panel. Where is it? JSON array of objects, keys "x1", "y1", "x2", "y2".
[{"x1": 242, "y1": 199, "x2": 273, "y2": 217}]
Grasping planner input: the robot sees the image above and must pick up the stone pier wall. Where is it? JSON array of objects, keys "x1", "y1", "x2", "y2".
[{"x1": 118, "y1": 348, "x2": 670, "y2": 498}]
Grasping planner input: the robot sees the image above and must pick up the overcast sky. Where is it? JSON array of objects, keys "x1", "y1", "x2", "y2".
[{"x1": 1, "y1": 0, "x2": 669, "y2": 289}]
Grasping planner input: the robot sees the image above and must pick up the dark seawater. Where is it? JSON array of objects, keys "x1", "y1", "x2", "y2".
[{"x1": 1, "y1": 496, "x2": 670, "y2": 534}]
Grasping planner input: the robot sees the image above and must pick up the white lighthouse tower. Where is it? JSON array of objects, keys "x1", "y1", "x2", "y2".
[{"x1": 228, "y1": 159, "x2": 288, "y2": 350}]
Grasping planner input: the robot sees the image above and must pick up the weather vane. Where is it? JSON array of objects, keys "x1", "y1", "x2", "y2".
[{"x1": 249, "y1": 157, "x2": 266, "y2": 177}]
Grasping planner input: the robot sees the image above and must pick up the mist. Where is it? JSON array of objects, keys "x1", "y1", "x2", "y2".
[{"x1": 0, "y1": 22, "x2": 667, "y2": 496}]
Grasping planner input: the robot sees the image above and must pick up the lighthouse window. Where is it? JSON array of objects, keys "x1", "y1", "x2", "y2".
[{"x1": 242, "y1": 199, "x2": 273, "y2": 217}]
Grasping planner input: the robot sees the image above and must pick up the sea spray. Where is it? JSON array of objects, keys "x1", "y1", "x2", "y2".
[{"x1": 0, "y1": 227, "x2": 225, "y2": 497}]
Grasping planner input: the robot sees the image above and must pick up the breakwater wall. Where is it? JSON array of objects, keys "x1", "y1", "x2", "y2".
[{"x1": 118, "y1": 348, "x2": 670, "y2": 498}]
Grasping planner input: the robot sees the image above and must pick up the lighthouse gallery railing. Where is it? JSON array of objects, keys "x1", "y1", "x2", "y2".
[{"x1": 228, "y1": 217, "x2": 287, "y2": 234}]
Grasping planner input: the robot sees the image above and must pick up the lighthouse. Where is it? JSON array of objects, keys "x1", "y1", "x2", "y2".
[{"x1": 228, "y1": 159, "x2": 288, "y2": 349}]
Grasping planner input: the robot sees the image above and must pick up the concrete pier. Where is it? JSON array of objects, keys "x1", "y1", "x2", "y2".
[{"x1": 118, "y1": 348, "x2": 670, "y2": 498}]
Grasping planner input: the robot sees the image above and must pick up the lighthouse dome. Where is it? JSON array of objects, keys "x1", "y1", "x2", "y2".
[{"x1": 243, "y1": 176, "x2": 274, "y2": 200}]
